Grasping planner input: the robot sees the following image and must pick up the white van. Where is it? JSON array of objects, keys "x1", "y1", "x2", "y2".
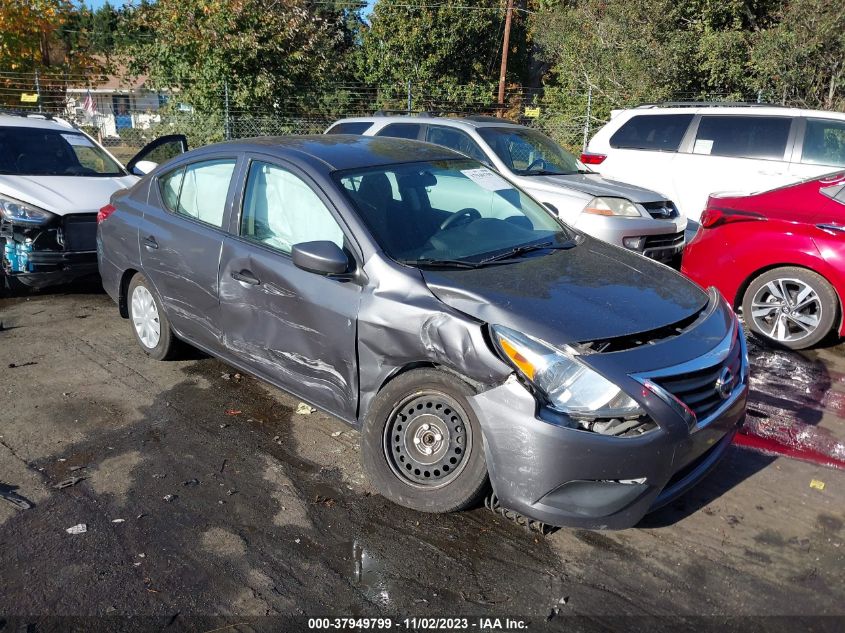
[{"x1": 584, "y1": 103, "x2": 845, "y2": 224}]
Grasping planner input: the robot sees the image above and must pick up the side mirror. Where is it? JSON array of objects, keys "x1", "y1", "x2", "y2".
[
  {"x1": 292, "y1": 241, "x2": 349, "y2": 275},
  {"x1": 132, "y1": 160, "x2": 158, "y2": 176}
]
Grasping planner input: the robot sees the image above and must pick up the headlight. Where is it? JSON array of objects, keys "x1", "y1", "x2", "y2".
[
  {"x1": 491, "y1": 325, "x2": 644, "y2": 419},
  {"x1": 583, "y1": 196, "x2": 641, "y2": 218},
  {"x1": 0, "y1": 195, "x2": 55, "y2": 225}
]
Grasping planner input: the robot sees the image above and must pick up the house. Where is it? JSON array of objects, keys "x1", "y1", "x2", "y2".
[{"x1": 64, "y1": 63, "x2": 183, "y2": 139}]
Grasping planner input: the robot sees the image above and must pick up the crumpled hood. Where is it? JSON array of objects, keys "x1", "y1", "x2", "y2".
[
  {"x1": 423, "y1": 238, "x2": 708, "y2": 346},
  {"x1": 524, "y1": 173, "x2": 668, "y2": 204},
  {"x1": 0, "y1": 174, "x2": 138, "y2": 217}
]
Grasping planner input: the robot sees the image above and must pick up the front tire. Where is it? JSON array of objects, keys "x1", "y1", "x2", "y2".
[
  {"x1": 361, "y1": 369, "x2": 489, "y2": 513},
  {"x1": 741, "y1": 266, "x2": 838, "y2": 350},
  {"x1": 127, "y1": 273, "x2": 179, "y2": 360}
]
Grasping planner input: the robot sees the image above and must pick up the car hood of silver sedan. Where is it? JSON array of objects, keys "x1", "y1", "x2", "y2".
[{"x1": 521, "y1": 172, "x2": 669, "y2": 204}]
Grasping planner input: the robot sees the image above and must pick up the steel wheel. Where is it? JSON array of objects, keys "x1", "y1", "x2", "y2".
[
  {"x1": 131, "y1": 284, "x2": 161, "y2": 349},
  {"x1": 383, "y1": 392, "x2": 472, "y2": 489},
  {"x1": 749, "y1": 277, "x2": 821, "y2": 343}
]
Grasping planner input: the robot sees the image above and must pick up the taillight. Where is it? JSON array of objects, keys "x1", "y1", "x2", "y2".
[
  {"x1": 700, "y1": 207, "x2": 765, "y2": 229},
  {"x1": 580, "y1": 152, "x2": 607, "y2": 165},
  {"x1": 97, "y1": 204, "x2": 117, "y2": 224}
]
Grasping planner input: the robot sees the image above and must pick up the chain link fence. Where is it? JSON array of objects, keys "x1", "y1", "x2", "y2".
[
  {"x1": 0, "y1": 71, "x2": 603, "y2": 162},
  {"x1": 3, "y1": 70, "x2": 769, "y2": 163}
]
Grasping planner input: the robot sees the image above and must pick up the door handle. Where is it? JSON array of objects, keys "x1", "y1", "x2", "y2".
[
  {"x1": 231, "y1": 269, "x2": 261, "y2": 285},
  {"x1": 143, "y1": 236, "x2": 158, "y2": 250}
]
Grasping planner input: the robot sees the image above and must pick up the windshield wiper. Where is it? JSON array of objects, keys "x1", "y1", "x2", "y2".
[
  {"x1": 523, "y1": 169, "x2": 571, "y2": 176},
  {"x1": 397, "y1": 258, "x2": 481, "y2": 269},
  {"x1": 479, "y1": 240, "x2": 576, "y2": 264}
]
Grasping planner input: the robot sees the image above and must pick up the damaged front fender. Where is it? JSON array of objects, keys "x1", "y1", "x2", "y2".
[{"x1": 356, "y1": 255, "x2": 512, "y2": 422}]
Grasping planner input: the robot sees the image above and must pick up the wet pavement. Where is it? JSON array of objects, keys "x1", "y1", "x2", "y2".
[{"x1": 0, "y1": 286, "x2": 843, "y2": 631}]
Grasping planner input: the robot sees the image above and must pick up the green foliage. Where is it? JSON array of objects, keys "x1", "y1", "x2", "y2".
[
  {"x1": 531, "y1": 0, "x2": 843, "y2": 147},
  {"x1": 751, "y1": 0, "x2": 845, "y2": 110},
  {"x1": 355, "y1": 0, "x2": 528, "y2": 108},
  {"x1": 120, "y1": 0, "x2": 358, "y2": 113}
]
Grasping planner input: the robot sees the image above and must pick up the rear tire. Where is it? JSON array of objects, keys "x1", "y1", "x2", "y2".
[
  {"x1": 127, "y1": 273, "x2": 179, "y2": 360},
  {"x1": 361, "y1": 369, "x2": 488, "y2": 513},
  {"x1": 741, "y1": 266, "x2": 838, "y2": 350}
]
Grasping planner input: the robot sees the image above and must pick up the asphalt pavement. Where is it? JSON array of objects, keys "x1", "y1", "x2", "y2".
[{"x1": 0, "y1": 285, "x2": 843, "y2": 632}]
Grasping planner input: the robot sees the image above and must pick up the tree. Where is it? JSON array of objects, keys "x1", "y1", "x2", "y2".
[
  {"x1": 121, "y1": 0, "x2": 359, "y2": 114},
  {"x1": 355, "y1": 0, "x2": 529, "y2": 110},
  {"x1": 751, "y1": 0, "x2": 845, "y2": 110},
  {"x1": 530, "y1": 0, "x2": 785, "y2": 147},
  {"x1": 0, "y1": 0, "x2": 102, "y2": 108}
]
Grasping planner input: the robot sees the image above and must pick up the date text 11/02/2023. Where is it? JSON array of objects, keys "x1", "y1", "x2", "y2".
[{"x1": 307, "y1": 617, "x2": 530, "y2": 630}]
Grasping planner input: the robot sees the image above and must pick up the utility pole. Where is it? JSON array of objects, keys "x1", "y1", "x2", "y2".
[
  {"x1": 223, "y1": 79, "x2": 230, "y2": 140},
  {"x1": 496, "y1": 0, "x2": 514, "y2": 114},
  {"x1": 35, "y1": 70, "x2": 42, "y2": 113}
]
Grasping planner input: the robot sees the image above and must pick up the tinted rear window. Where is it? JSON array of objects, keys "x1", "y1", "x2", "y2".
[
  {"x1": 609, "y1": 114, "x2": 693, "y2": 151},
  {"x1": 801, "y1": 118, "x2": 845, "y2": 167},
  {"x1": 694, "y1": 116, "x2": 791, "y2": 160},
  {"x1": 326, "y1": 122, "x2": 373, "y2": 135},
  {"x1": 376, "y1": 123, "x2": 423, "y2": 140}
]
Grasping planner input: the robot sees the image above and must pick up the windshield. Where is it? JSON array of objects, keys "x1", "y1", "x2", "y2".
[
  {"x1": 0, "y1": 126, "x2": 125, "y2": 176},
  {"x1": 336, "y1": 159, "x2": 574, "y2": 266},
  {"x1": 478, "y1": 127, "x2": 585, "y2": 176}
]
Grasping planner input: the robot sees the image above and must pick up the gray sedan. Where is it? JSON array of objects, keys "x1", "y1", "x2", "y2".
[{"x1": 98, "y1": 135, "x2": 747, "y2": 529}]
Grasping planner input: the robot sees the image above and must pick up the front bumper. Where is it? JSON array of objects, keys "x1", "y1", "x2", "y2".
[
  {"x1": 467, "y1": 296, "x2": 747, "y2": 529},
  {"x1": 5, "y1": 250, "x2": 99, "y2": 289},
  {"x1": 573, "y1": 214, "x2": 687, "y2": 264},
  {"x1": 2, "y1": 213, "x2": 99, "y2": 289}
]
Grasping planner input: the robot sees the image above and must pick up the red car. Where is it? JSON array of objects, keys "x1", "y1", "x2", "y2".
[{"x1": 682, "y1": 172, "x2": 845, "y2": 350}]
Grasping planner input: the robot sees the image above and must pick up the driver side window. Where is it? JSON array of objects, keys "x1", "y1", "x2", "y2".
[
  {"x1": 425, "y1": 126, "x2": 488, "y2": 163},
  {"x1": 240, "y1": 161, "x2": 344, "y2": 254}
]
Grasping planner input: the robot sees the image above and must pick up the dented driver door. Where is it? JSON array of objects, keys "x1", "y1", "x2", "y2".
[{"x1": 217, "y1": 157, "x2": 361, "y2": 421}]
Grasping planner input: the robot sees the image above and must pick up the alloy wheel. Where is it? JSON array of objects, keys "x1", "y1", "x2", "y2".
[
  {"x1": 131, "y1": 285, "x2": 161, "y2": 349},
  {"x1": 750, "y1": 277, "x2": 821, "y2": 343}
]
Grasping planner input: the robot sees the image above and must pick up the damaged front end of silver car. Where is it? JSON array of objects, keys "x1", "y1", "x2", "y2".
[{"x1": 1, "y1": 195, "x2": 98, "y2": 290}]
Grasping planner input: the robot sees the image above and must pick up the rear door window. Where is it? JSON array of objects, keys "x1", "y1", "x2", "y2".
[
  {"x1": 158, "y1": 167, "x2": 184, "y2": 212},
  {"x1": 693, "y1": 116, "x2": 791, "y2": 160},
  {"x1": 325, "y1": 122, "x2": 373, "y2": 135},
  {"x1": 609, "y1": 114, "x2": 693, "y2": 151},
  {"x1": 174, "y1": 159, "x2": 237, "y2": 228},
  {"x1": 801, "y1": 119, "x2": 845, "y2": 167},
  {"x1": 425, "y1": 126, "x2": 488, "y2": 162},
  {"x1": 376, "y1": 123, "x2": 423, "y2": 140}
]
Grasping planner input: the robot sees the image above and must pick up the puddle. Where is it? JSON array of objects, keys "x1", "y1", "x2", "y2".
[
  {"x1": 348, "y1": 540, "x2": 392, "y2": 608},
  {"x1": 740, "y1": 334, "x2": 845, "y2": 469}
]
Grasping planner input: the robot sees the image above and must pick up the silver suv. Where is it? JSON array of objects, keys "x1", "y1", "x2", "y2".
[{"x1": 327, "y1": 115, "x2": 687, "y2": 264}]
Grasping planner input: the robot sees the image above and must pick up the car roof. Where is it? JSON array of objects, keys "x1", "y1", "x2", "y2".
[
  {"x1": 331, "y1": 115, "x2": 527, "y2": 131},
  {"x1": 185, "y1": 134, "x2": 466, "y2": 171},
  {"x1": 612, "y1": 104, "x2": 845, "y2": 121},
  {"x1": 0, "y1": 113, "x2": 77, "y2": 130}
]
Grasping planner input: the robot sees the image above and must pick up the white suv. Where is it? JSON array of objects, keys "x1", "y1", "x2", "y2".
[
  {"x1": 0, "y1": 113, "x2": 185, "y2": 292},
  {"x1": 327, "y1": 115, "x2": 687, "y2": 265},
  {"x1": 584, "y1": 103, "x2": 845, "y2": 225}
]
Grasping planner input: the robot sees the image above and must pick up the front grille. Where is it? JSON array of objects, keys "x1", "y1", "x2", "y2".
[
  {"x1": 654, "y1": 335, "x2": 743, "y2": 421},
  {"x1": 62, "y1": 214, "x2": 97, "y2": 252},
  {"x1": 643, "y1": 231, "x2": 684, "y2": 250},
  {"x1": 642, "y1": 201, "x2": 679, "y2": 219}
]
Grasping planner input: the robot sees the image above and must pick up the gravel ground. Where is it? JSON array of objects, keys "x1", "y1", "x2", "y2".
[{"x1": 0, "y1": 285, "x2": 843, "y2": 632}]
